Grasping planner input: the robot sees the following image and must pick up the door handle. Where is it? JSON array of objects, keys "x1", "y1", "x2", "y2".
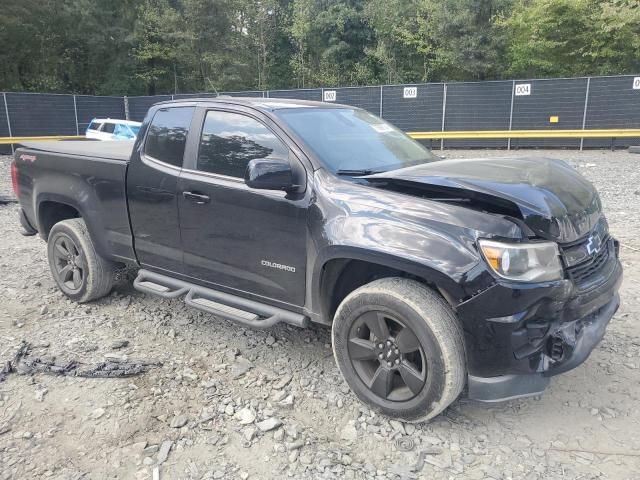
[{"x1": 182, "y1": 191, "x2": 211, "y2": 204}]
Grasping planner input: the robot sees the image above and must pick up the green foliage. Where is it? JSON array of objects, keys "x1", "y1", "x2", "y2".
[
  {"x1": 499, "y1": 0, "x2": 640, "y2": 78},
  {"x1": 133, "y1": 0, "x2": 184, "y2": 95},
  {"x1": 0, "y1": 0, "x2": 638, "y2": 94},
  {"x1": 289, "y1": 0, "x2": 377, "y2": 87},
  {"x1": 587, "y1": 0, "x2": 640, "y2": 75}
]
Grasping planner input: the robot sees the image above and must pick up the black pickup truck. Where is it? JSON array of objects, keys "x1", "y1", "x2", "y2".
[{"x1": 12, "y1": 98, "x2": 622, "y2": 421}]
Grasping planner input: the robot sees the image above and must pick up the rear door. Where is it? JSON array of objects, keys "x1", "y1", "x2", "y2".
[
  {"x1": 177, "y1": 106, "x2": 309, "y2": 307},
  {"x1": 127, "y1": 106, "x2": 195, "y2": 274}
]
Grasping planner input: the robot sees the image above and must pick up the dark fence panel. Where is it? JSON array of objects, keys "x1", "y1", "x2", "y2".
[
  {"x1": 5, "y1": 93, "x2": 77, "y2": 137},
  {"x1": 511, "y1": 77, "x2": 588, "y2": 149},
  {"x1": 0, "y1": 96, "x2": 9, "y2": 137},
  {"x1": 584, "y1": 75, "x2": 640, "y2": 148},
  {"x1": 2, "y1": 75, "x2": 639, "y2": 151},
  {"x1": 75, "y1": 95, "x2": 125, "y2": 132},
  {"x1": 332, "y1": 86, "x2": 381, "y2": 114},
  {"x1": 173, "y1": 93, "x2": 217, "y2": 100},
  {"x1": 382, "y1": 84, "x2": 444, "y2": 149},
  {"x1": 382, "y1": 84, "x2": 444, "y2": 131},
  {"x1": 221, "y1": 91, "x2": 264, "y2": 98},
  {"x1": 444, "y1": 81, "x2": 512, "y2": 148},
  {"x1": 0, "y1": 95, "x2": 10, "y2": 154},
  {"x1": 268, "y1": 88, "x2": 322, "y2": 101},
  {"x1": 128, "y1": 95, "x2": 172, "y2": 122}
]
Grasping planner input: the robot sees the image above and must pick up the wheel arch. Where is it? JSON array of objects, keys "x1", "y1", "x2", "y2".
[
  {"x1": 36, "y1": 194, "x2": 112, "y2": 261},
  {"x1": 37, "y1": 199, "x2": 80, "y2": 239},
  {"x1": 312, "y1": 246, "x2": 469, "y2": 325}
]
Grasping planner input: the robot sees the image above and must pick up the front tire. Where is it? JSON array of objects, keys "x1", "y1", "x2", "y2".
[
  {"x1": 47, "y1": 218, "x2": 117, "y2": 303},
  {"x1": 332, "y1": 277, "x2": 466, "y2": 422}
]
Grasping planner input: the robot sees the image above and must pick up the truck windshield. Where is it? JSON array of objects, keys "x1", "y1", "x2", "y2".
[{"x1": 276, "y1": 108, "x2": 438, "y2": 174}]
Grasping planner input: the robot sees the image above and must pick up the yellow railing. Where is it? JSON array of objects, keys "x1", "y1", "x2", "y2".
[
  {"x1": 407, "y1": 129, "x2": 640, "y2": 140},
  {"x1": 1, "y1": 129, "x2": 639, "y2": 145},
  {"x1": 0, "y1": 135, "x2": 84, "y2": 145}
]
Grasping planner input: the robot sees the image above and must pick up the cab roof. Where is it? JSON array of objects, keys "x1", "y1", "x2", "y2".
[{"x1": 154, "y1": 96, "x2": 352, "y2": 112}]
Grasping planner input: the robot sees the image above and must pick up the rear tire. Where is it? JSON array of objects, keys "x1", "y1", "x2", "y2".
[
  {"x1": 332, "y1": 277, "x2": 466, "y2": 422},
  {"x1": 47, "y1": 218, "x2": 117, "y2": 303}
]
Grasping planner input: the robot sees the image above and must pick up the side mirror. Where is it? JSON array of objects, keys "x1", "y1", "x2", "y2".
[{"x1": 245, "y1": 157, "x2": 297, "y2": 192}]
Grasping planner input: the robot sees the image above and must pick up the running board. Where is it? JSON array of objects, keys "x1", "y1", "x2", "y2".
[{"x1": 133, "y1": 269, "x2": 308, "y2": 330}]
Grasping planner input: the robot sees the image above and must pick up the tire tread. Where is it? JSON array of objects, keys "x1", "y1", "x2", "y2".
[
  {"x1": 332, "y1": 277, "x2": 466, "y2": 422},
  {"x1": 47, "y1": 218, "x2": 116, "y2": 303}
]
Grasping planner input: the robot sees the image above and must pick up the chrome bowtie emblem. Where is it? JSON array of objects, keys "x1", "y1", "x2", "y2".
[{"x1": 586, "y1": 232, "x2": 602, "y2": 255}]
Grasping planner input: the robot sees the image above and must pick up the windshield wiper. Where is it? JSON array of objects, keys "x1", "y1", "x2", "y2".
[{"x1": 336, "y1": 168, "x2": 384, "y2": 176}]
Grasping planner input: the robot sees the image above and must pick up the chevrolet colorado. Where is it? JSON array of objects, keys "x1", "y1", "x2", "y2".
[{"x1": 11, "y1": 98, "x2": 622, "y2": 421}]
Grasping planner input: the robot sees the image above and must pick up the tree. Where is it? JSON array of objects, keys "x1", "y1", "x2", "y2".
[
  {"x1": 498, "y1": 0, "x2": 640, "y2": 78},
  {"x1": 393, "y1": 0, "x2": 512, "y2": 82},
  {"x1": 588, "y1": 0, "x2": 640, "y2": 75},
  {"x1": 133, "y1": 0, "x2": 184, "y2": 95},
  {"x1": 497, "y1": 0, "x2": 596, "y2": 78},
  {"x1": 289, "y1": 0, "x2": 378, "y2": 87},
  {"x1": 0, "y1": 0, "x2": 638, "y2": 94},
  {"x1": 363, "y1": 0, "x2": 426, "y2": 84}
]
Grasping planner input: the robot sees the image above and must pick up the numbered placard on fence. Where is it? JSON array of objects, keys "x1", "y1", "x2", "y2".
[
  {"x1": 633, "y1": 77, "x2": 640, "y2": 90},
  {"x1": 403, "y1": 87, "x2": 417, "y2": 99},
  {"x1": 323, "y1": 90, "x2": 337, "y2": 102},
  {"x1": 515, "y1": 84, "x2": 531, "y2": 96}
]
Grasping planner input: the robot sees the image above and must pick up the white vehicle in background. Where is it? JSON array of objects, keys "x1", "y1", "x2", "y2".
[{"x1": 86, "y1": 119, "x2": 141, "y2": 140}]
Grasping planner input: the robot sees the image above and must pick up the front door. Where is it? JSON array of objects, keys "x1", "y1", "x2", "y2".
[{"x1": 177, "y1": 108, "x2": 308, "y2": 307}]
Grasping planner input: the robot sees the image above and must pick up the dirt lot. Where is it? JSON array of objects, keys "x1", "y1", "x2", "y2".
[{"x1": 1, "y1": 149, "x2": 639, "y2": 480}]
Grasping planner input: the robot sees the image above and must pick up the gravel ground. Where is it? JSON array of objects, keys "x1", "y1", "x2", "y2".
[{"x1": 1, "y1": 149, "x2": 639, "y2": 480}]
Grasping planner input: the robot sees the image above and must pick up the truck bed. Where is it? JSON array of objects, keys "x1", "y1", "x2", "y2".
[
  {"x1": 19, "y1": 140, "x2": 134, "y2": 162},
  {"x1": 15, "y1": 140, "x2": 136, "y2": 264}
]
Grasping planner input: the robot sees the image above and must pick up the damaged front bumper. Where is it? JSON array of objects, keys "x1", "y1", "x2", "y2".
[{"x1": 458, "y1": 240, "x2": 622, "y2": 403}]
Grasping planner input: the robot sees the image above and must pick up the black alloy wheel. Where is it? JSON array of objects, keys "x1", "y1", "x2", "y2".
[
  {"x1": 52, "y1": 234, "x2": 86, "y2": 293},
  {"x1": 47, "y1": 218, "x2": 117, "y2": 303},
  {"x1": 348, "y1": 310, "x2": 427, "y2": 402},
  {"x1": 332, "y1": 278, "x2": 466, "y2": 422}
]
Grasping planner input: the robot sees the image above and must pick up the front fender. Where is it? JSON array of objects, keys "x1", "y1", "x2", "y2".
[
  {"x1": 307, "y1": 215, "x2": 499, "y2": 322},
  {"x1": 313, "y1": 243, "x2": 482, "y2": 305},
  {"x1": 306, "y1": 170, "x2": 526, "y2": 320}
]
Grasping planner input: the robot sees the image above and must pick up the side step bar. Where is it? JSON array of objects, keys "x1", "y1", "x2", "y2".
[{"x1": 133, "y1": 269, "x2": 308, "y2": 330}]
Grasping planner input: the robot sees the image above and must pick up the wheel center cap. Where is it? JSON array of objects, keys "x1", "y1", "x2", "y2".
[{"x1": 378, "y1": 339, "x2": 401, "y2": 367}]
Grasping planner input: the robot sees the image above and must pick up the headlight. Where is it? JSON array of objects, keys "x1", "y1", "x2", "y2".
[{"x1": 478, "y1": 239, "x2": 563, "y2": 282}]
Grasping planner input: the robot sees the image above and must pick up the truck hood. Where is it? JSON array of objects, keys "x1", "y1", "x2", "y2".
[{"x1": 366, "y1": 157, "x2": 602, "y2": 244}]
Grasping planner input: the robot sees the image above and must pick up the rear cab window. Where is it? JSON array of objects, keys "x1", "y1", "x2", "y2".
[
  {"x1": 87, "y1": 121, "x2": 102, "y2": 131},
  {"x1": 144, "y1": 107, "x2": 195, "y2": 167}
]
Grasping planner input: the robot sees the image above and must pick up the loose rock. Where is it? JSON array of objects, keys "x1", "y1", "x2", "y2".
[
  {"x1": 111, "y1": 340, "x2": 129, "y2": 349},
  {"x1": 256, "y1": 418, "x2": 282, "y2": 432},
  {"x1": 170, "y1": 415, "x2": 188, "y2": 428},
  {"x1": 157, "y1": 440, "x2": 173, "y2": 464},
  {"x1": 340, "y1": 421, "x2": 358, "y2": 442},
  {"x1": 234, "y1": 407, "x2": 256, "y2": 425}
]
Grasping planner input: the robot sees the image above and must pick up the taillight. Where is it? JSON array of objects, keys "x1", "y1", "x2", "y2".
[{"x1": 11, "y1": 161, "x2": 19, "y2": 197}]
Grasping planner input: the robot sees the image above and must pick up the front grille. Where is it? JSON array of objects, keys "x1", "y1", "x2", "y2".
[{"x1": 565, "y1": 239, "x2": 611, "y2": 288}]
